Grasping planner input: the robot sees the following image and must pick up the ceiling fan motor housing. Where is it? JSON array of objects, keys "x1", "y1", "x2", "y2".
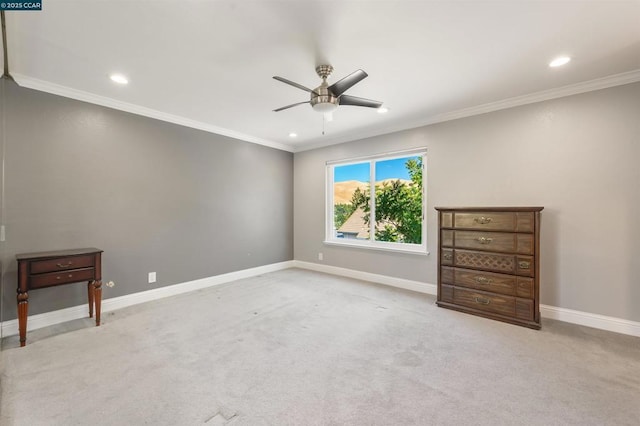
[
  {"x1": 311, "y1": 65, "x2": 339, "y2": 112},
  {"x1": 311, "y1": 82, "x2": 339, "y2": 112}
]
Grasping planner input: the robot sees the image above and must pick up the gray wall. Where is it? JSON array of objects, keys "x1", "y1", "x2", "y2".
[
  {"x1": 294, "y1": 82, "x2": 640, "y2": 323},
  {"x1": 0, "y1": 82, "x2": 293, "y2": 321}
]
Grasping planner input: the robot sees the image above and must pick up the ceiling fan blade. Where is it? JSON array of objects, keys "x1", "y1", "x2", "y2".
[
  {"x1": 328, "y1": 69, "x2": 368, "y2": 96},
  {"x1": 273, "y1": 76, "x2": 318, "y2": 95},
  {"x1": 339, "y1": 95, "x2": 383, "y2": 109},
  {"x1": 273, "y1": 101, "x2": 310, "y2": 112}
]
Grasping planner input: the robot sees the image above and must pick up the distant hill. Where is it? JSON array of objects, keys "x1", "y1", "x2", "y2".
[
  {"x1": 333, "y1": 179, "x2": 411, "y2": 204},
  {"x1": 334, "y1": 180, "x2": 367, "y2": 204}
]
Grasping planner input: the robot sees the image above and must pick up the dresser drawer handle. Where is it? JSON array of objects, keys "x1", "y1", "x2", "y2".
[
  {"x1": 56, "y1": 262, "x2": 73, "y2": 268},
  {"x1": 476, "y1": 237, "x2": 493, "y2": 244},
  {"x1": 474, "y1": 296, "x2": 491, "y2": 305},
  {"x1": 474, "y1": 276, "x2": 492, "y2": 285},
  {"x1": 473, "y1": 216, "x2": 492, "y2": 225},
  {"x1": 518, "y1": 261, "x2": 531, "y2": 269},
  {"x1": 443, "y1": 253, "x2": 453, "y2": 260}
]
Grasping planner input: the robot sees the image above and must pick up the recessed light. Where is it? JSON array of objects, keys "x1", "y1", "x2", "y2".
[
  {"x1": 549, "y1": 56, "x2": 571, "y2": 68},
  {"x1": 377, "y1": 107, "x2": 389, "y2": 114},
  {"x1": 289, "y1": 132, "x2": 297, "y2": 138},
  {"x1": 110, "y1": 74, "x2": 129, "y2": 84}
]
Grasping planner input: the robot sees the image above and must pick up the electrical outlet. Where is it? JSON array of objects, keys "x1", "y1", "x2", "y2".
[
  {"x1": 318, "y1": 252, "x2": 323, "y2": 261},
  {"x1": 148, "y1": 272, "x2": 156, "y2": 284}
]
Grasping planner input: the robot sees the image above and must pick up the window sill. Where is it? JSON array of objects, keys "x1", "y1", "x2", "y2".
[{"x1": 323, "y1": 240, "x2": 430, "y2": 256}]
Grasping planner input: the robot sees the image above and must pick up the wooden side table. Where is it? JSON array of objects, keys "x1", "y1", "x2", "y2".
[{"x1": 16, "y1": 248, "x2": 103, "y2": 347}]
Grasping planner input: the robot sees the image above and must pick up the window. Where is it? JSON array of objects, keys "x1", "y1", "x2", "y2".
[{"x1": 326, "y1": 149, "x2": 427, "y2": 254}]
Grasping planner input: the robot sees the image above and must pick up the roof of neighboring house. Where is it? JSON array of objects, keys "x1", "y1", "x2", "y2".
[{"x1": 338, "y1": 207, "x2": 370, "y2": 239}]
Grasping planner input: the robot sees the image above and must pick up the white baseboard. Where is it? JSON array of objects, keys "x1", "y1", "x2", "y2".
[
  {"x1": 1, "y1": 260, "x2": 295, "y2": 338},
  {"x1": 540, "y1": 304, "x2": 640, "y2": 337},
  {"x1": 293, "y1": 261, "x2": 640, "y2": 338},
  {"x1": 292, "y1": 260, "x2": 437, "y2": 295},
  {"x1": 3, "y1": 260, "x2": 639, "y2": 339}
]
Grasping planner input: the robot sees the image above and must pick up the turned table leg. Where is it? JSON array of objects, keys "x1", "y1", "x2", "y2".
[
  {"x1": 17, "y1": 290, "x2": 29, "y2": 347},
  {"x1": 87, "y1": 281, "x2": 95, "y2": 318},
  {"x1": 93, "y1": 280, "x2": 102, "y2": 326}
]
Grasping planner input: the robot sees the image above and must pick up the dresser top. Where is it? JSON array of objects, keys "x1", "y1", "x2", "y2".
[
  {"x1": 16, "y1": 248, "x2": 103, "y2": 261},
  {"x1": 435, "y1": 207, "x2": 544, "y2": 212}
]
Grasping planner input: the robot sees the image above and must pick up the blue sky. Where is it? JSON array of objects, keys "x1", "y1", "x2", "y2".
[{"x1": 334, "y1": 156, "x2": 417, "y2": 182}]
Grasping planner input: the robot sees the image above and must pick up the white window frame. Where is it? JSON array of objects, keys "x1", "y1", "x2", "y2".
[{"x1": 324, "y1": 148, "x2": 428, "y2": 255}]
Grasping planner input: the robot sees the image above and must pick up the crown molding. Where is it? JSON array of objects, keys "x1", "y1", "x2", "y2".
[
  {"x1": 292, "y1": 69, "x2": 640, "y2": 152},
  {"x1": 419, "y1": 69, "x2": 640, "y2": 126},
  {"x1": 11, "y1": 73, "x2": 294, "y2": 153},
  {"x1": 11, "y1": 69, "x2": 640, "y2": 154}
]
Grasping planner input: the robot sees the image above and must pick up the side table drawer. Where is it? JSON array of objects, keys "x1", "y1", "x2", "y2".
[
  {"x1": 30, "y1": 255, "x2": 95, "y2": 274},
  {"x1": 30, "y1": 267, "x2": 96, "y2": 289}
]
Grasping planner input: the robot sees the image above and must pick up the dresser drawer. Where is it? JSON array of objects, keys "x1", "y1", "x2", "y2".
[
  {"x1": 454, "y1": 249, "x2": 534, "y2": 277},
  {"x1": 452, "y1": 212, "x2": 534, "y2": 232},
  {"x1": 451, "y1": 231, "x2": 534, "y2": 254},
  {"x1": 441, "y1": 266, "x2": 534, "y2": 297},
  {"x1": 453, "y1": 288, "x2": 535, "y2": 321},
  {"x1": 30, "y1": 254, "x2": 95, "y2": 274},
  {"x1": 454, "y1": 288, "x2": 516, "y2": 317},
  {"x1": 29, "y1": 267, "x2": 96, "y2": 289}
]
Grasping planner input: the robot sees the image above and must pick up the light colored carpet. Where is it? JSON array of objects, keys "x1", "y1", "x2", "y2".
[{"x1": 1, "y1": 268, "x2": 639, "y2": 425}]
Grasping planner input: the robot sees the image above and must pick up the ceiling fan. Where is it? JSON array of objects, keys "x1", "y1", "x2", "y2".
[{"x1": 272, "y1": 65, "x2": 383, "y2": 119}]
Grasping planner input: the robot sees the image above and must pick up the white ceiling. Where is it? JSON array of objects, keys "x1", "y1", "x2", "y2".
[{"x1": 4, "y1": 1, "x2": 640, "y2": 152}]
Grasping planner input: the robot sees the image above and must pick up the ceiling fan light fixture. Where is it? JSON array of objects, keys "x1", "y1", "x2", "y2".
[
  {"x1": 312, "y1": 101, "x2": 338, "y2": 113},
  {"x1": 377, "y1": 106, "x2": 389, "y2": 114}
]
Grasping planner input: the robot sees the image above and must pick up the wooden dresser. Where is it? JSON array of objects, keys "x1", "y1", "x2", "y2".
[{"x1": 434, "y1": 207, "x2": 543, "y2": 329}]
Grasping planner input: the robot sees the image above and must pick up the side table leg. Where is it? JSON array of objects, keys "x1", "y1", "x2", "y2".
[
  {"x1": 87, "y1": 281, "x2": 95, "y2": 318},
  {"x1": 17, "y1": 290, "x2": 29, "y2": 347},
  {"x1": 93, "y1": 280, "x2": 102, "y2": 326}
]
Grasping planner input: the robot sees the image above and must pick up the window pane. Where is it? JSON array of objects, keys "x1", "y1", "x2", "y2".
[
  {"x1": 333, "y1": 162, "x2": 370, "y2": 239},
  {"x1": 373, "y1": 156, "x2": 423, "y2": 244}
]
